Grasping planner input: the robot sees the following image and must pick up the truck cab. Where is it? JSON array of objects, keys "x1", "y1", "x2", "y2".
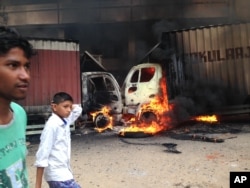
[
  {"x1": 81, "y1": 71, "x2": 123, "y2": 125},
  {"x1": 121, "y1": 63, "x2": 164, "y2": 117}
]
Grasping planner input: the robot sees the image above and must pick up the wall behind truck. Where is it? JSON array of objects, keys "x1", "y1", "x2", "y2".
[
  {"x1": 161, "y1": 22, "x2": 250, "y2": 105},
  {"x1": 18, "y1": 39, "x2": 81, "y2": 122}
]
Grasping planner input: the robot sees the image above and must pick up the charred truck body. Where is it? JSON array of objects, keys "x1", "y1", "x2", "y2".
[{"x1": 146, "y1": 22, "x2": 250, "y2": 115}]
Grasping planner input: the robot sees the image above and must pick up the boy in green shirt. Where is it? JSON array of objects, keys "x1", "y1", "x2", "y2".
[{"x1": 0, "y1": 26, "x2": 35, "y2": 188}]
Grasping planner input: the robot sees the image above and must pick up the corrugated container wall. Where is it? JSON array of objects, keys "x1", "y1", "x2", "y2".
[
  {"x1": 162, "y1": 23, "x2": 250, "y2": 104},
  {"x1": 18, "y1": 39, "x2": 81, "y2": 110}
]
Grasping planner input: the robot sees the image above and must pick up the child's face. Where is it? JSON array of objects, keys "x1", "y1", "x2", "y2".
[{"x1": 51, "y1": 100, "x2": 73, "y2": 118}]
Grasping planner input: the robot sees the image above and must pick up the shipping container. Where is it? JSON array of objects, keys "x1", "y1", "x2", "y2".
[
  {"x1": 146, "y1": 22, "x2": 250, "y2": 107},
  {"x1": 17, "y1": 39, "x2": 81, "y2": 126}
]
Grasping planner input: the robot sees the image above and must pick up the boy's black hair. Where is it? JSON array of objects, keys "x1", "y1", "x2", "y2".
[
  {"x1": 52, "y1": 92, "x2": 73, "y2": 104},
  {"x1": 0, "y1": 26, "x2": 36, "y2": 58}
]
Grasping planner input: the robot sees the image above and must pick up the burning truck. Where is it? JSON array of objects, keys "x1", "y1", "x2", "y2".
[
  {"x1": 88, "y1": 22, "x2": 250, "y2": 136},
  {"x1": 83, "y1": 62, "x2": 173, "y2": 135},
  {"x1": 22, "y1": 22, "x2": 250, "y2": 136}
]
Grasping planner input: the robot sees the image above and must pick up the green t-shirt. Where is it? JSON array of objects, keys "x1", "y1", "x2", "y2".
[{"x1": 0, "y1": 102, "x2": 29, "y2": 188}]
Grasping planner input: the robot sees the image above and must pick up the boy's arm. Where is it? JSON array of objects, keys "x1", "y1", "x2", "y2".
[
  {"x1": 67, "y1": 105, "x2": 82, "y2": 124},
  {"x1": 35, "y1": 167, "x2": 44, "y2": 188}
]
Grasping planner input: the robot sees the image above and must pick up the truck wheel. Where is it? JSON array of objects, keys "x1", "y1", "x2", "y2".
[
  {"x1": 139, "y1": 111, "x2": 157, "y2": 124},
  {"x1": 94, "y1": 113, "x2": 110, "y2": 128}
]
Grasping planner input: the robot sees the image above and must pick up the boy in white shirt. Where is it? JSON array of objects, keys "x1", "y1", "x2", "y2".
[{"x1": 35, "y1": 92, "x2": 82, "y2": 188}]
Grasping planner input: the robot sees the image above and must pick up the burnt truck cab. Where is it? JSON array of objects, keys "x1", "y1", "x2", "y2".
[
  {"x1": 121, "y1": 63, "x2": 164, "y2": 118},
  {"x1": 81, "y1": 71, "x2": 123, "y2": 125}
]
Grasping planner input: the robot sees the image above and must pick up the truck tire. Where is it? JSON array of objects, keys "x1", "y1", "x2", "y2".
[{"x1": 94, "y1": 113, "x2": 110, "y2": 128}]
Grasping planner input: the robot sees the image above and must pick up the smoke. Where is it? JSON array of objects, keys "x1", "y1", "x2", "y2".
[
  {"x1": 170, "y1": 96, "x2": 196, "y2": 122},
  {"x1": 152, "y1": 20, "x2": 179, "y2": 42},
  {"x1": 135, "y1": 40, "x2": 150, "y2": 62},
  {"x1": 169, "y1": 77, "x2": 241, "y2": 123}
]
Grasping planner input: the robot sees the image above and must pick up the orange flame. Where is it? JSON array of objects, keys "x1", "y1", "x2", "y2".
[
  {"x1": 193, "y1": 115, "x2": 218, "y2": 123},
  {"x1": 119, "y1": 76, "x2": 171, "y2": 135},
  {"x1": 90, "y1": 106, "x2": 113, "y2": 132},
  {"x1": 119, "y1": 121, "x2": 166, "y2": 136}
]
